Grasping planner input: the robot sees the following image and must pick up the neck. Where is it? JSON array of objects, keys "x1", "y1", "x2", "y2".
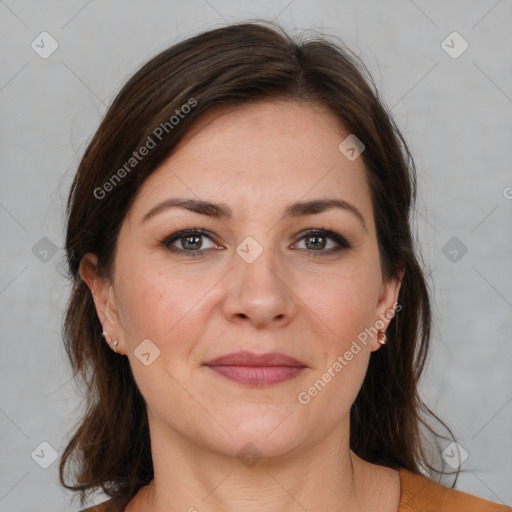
[{"x1": 127, "y1": 414, "x2": 378, "y2": 512}]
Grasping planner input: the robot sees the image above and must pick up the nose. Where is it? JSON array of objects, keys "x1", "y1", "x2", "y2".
[{"x1": 221, "y1": 243, "x2": 297, "y2": 329}]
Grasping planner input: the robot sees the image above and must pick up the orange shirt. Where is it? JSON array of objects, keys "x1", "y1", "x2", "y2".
[
  {"x1": 396, "y1": 467, "x2": 511, "y2": 511},
  {"x1": 81, "y1": 466, "x2": 512, "y2": 511}
]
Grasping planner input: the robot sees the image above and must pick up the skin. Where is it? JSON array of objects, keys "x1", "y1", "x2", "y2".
[{"x1": 81, "y1": 100, "x2": 405, "y2": 511}]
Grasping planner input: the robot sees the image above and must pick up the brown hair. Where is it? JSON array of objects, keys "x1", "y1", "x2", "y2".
[{"x1": 60, "y1": 20, "x2": 458, "y2": 507}]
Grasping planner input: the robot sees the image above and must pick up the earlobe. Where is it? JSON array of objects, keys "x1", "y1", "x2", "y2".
[
  {"x1": 372, "y1": 265, "x2": 405, "y2": 351},
  {"x1": 79, "y1": 254, "x2": 122, "y2": 353}
]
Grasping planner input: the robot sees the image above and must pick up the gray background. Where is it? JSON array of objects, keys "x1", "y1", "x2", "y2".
[{"x1": 1, "y1": 0, "x2": 511, "y2": 510}]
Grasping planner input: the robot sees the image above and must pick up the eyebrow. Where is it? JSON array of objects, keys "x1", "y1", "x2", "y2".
[{"x1": 142, "y1": 196, "x2": 368, "y2": 232}]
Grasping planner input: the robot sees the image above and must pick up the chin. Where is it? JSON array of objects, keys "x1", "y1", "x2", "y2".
[{"x1": 206, "y1": 406, "x2": 309, "y2": 460}]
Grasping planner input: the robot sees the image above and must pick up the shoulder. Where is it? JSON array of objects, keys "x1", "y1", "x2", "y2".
[
  {"x1": 397, "y1": 467, "x2": 512, "y2": 512},
  {"x1": 80, "y1": 497, "x2": 126, "y2": 512}
]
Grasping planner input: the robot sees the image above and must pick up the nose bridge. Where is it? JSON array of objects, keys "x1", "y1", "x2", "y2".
[{"x1": 222, "y1": 232, "x2": 295, "y2": 327}]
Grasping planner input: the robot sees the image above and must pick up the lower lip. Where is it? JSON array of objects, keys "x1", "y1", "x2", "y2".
[{"x1": 206, "y1": 365, "x2": 306, "y2": 386}]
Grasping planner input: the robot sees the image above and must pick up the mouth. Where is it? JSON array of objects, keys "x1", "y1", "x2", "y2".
[{"x1": 203, "y1": 351, "x2": 308, "y2": 387}]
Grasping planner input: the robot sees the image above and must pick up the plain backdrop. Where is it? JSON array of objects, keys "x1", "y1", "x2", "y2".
[{"x1": 1, "y1": 1, "x2": 511, "y2": 510}]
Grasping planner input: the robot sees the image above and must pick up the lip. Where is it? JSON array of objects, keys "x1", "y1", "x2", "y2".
[
  {"x1": 203, "y1": 351, "x2": 306, "y2": 367},
  {"x1": 203, "y1": 351, "x2": 307, "y2": 387}
]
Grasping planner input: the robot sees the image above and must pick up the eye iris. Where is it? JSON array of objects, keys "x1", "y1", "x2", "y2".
[
  {"x1": 306, "y1": 235, "x2": 326, "y2": 250},
  {"x1": 182, "y1": 235, "x2": 202, "y2": 250}
]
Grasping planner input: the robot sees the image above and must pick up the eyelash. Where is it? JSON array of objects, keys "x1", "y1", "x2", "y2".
[{"x1": 160, "y1": 227, "x2": 352, "y2": 258}]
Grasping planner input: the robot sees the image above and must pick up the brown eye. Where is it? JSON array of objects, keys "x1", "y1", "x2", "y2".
[
  {"x1": 179, "y1": 234, "x2": 203, "y2": 251},
  {"x1": 304, "y1": 234, "x2": 328, "y2": 250}
]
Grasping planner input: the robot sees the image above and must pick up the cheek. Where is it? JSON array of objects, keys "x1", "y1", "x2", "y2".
[
  {"x1": 116, "y1": 272, "x2": 168, "y2": 341},
  {"x1": 116, "y1": 262, "x2": 216, "y2": 347},
  {"x1": 306, "y1": 257, "x2": 382, "y2": 410},
  {"x1": 297, "y1": 270, "x2": 376, "y2": 420},
  {"x1": 308, "y1": 261, "x2": 380, "y2": 348},
  {"x1": 115, "y1": 264, "x2": 212, "y2": 399}
]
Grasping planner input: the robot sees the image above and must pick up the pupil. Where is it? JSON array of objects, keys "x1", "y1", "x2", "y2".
[
  {"x1": 184, "y1": 235, "x2": 201, "y2": 250},
  {"x1": 307, "y1": 235, "x2": 325, "y2": 250}
]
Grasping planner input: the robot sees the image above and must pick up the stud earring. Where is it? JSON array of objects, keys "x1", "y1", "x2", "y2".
[
  {"x1": 377, "y1": 331, "x2": 387, "y2": 345},
  {"x1": 101, "y1": 331, "x2": 118, "y2": 353}
]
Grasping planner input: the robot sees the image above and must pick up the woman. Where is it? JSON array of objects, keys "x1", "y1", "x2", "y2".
[{"x1": 60, "y1": 21, "x2": 511, "y2": 512}]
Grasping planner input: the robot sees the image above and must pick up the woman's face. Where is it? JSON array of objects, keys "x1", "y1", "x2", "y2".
[{"x1": 84, "y1": 100, "x2": 402, "y2": 459}]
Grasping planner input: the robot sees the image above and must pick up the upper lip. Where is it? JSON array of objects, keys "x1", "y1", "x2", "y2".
[{"x1": 203, "y1": 351, "x2": 307, "y2": 367}]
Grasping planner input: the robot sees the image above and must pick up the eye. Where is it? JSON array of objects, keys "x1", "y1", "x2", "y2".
[
  {"x1": 161, "y1": 228, "x2": 219, "y2": 256},
  {"x1": 293, "y1": 229, "x2": 352, "y2": 256},
  {"x1": 160, "y1": 227, "x2": 351, "y2": 258}
]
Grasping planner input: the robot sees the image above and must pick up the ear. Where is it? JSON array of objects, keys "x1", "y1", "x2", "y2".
[
  {"x1": 370, "y1": 263, "x2": 405, "y2": 352},
  {"x1": 79, "y1": 253, "x2": 124, "y2": 354}
]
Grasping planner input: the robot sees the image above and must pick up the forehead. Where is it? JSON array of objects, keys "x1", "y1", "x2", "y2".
[{"x1": 127, "y1": 100, "x2": 373, "y2": 225}]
